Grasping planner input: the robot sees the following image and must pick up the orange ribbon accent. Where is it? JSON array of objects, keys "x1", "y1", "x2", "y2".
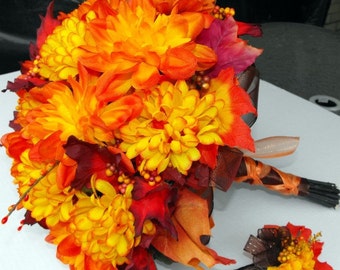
[{"x1": 235, "y1": 157, "x2": 301, "y2": 196}]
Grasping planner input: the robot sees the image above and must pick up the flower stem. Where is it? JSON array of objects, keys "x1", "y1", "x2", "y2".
[{"x1": 1, "y1": 162, "x2": 59, "y2": 224}]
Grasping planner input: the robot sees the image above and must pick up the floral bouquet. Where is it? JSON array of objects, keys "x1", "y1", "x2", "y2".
[{"x1": 1, "y1": 0, "x2": 338, "y2": 269}]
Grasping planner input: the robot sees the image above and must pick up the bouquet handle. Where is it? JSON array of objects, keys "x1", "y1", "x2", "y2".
[{"x1": 211, "y1": 146, "x2": 340, "y2": 208}]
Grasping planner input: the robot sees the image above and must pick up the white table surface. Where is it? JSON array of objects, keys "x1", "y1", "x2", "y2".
[{"x1": 1, "y1": 71, "x2": 339, "y2": 269}]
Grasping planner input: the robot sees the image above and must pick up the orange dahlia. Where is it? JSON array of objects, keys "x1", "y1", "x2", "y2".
[
  {"x1": 78, "y1": 0, "x2": 216, "y2": 89},
  {"x1": 14, "y1": 65, "x2": 143, "y2": 145}
]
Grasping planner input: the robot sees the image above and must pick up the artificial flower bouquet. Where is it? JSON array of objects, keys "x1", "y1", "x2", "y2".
[{"x1": 1, "y1": 0, "x2": 338, "y2": 269}]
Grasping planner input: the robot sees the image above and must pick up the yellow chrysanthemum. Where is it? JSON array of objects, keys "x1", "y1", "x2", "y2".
[
  {"x1": 12, "y1": 149, "x2": 49, "y2": 187},
  {"x1": 49, "y1": 179, "x2": 137, "y2": 269},
  {"x1": 37, "y1": 16, "x2": 90, "y2": 81},
  {"x1": 67, "y1": 0, "x2": 98, "y2": 19},
  {"x1": 118, "y1": 68, "x2": 255, "y2": 175},
  {"x1": 118, "y1": 79, "x2": 228, "y2": 175},
  {"x1": 15, "y1": 149, "x2": 76, "y2": 227}
]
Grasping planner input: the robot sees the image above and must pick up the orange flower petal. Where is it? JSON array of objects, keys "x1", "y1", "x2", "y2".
[
  {"x1": 1, "y1": 132, "x2": 32, "y2": 160},
  {"x1": 57, "y1": 235, "x2": 81, "y2": 258},
  {"x1": 29, "y1": 131, "x2": 64, "y2": 162},
  {"x1": 93, "y1": 70, "x2": 133, "y2": 102},
  {"x1": 190, "y1": 43, "x2": 217, "y2": 71},
  {"x1": 131, "y1": 62, "x2": 161, "y2": 89},
  {"x1": 56, "y1": 157, "x2": 77, "y2": 189},
  {"x1": 97, "y1": 94, "x2": 144, "y2": 130},
  {"x1": 160, "y1": 47, "x2": 197, "y2": 80}
]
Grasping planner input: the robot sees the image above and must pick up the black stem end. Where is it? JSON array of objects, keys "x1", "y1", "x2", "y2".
[{"x1": 298, "y1": 178, "x2": 340, "y2": 208}]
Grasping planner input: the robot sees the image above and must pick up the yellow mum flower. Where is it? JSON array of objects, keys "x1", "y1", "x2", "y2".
[
  {"x1": 37, "y1": 16, "x2": 90, "y2": 81},
  {"x1": 119, "y1": 79, "x2": 226, "y2": 175},
  {"x1": 49, "y1": 179, "x2": 137, "y2": 269},
  {"x1": 15, "y1": 150, "x2": 76, "y2": 227},
  {"x1": 118, "y1": 68, "x2": 255, "y2": 175}
]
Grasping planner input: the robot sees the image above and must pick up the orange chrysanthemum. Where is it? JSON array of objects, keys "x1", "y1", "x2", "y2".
[
  {"x1": 36, "y1": 0, "x2": 216, "y2": 89},
  {"x1": 15, "y1": 65, "x2": 143, "y2": 145},
  {"x1": 1, "y1": 130, "x2": 75, "y2": 227},
  {"x1": 65, "y1": 0, "x2": 98, "y2": 19}
]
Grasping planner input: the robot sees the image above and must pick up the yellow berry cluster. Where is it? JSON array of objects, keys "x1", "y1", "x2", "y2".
[
  {"x1": 105, "y1": 163, "x2": 118, "y2": 177},
  {"x1": 117, "y1": 173, "x2": 134, "y2": 193},
  {"x1": 188, "y1": 71, "x2": 211, "y2": 91},
  {"x1": 105, "y1": 162, "x2": 134, "y2": 193},
  {"x1": 212, "y1": 5, "x2": 235, "y2": 20},
  {"x1": 278, "y1": 238, "x2": 301, "y2": 263},
  {"x1": 140, "y1": 170, "x2": 162, "y2": 186}
]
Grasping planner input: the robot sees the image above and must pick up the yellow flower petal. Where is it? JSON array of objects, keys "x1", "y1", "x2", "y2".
[
  {"x1": 149, "y1": 134, "x2": 162, "y2": 150},
  {"x1": 170, "y1": 140, "x2": 182, "y2": 154},
  {"x1": 95, "y1": 179, "x2": 116, "y2": 197},
  {"x1": 186, "y1": 148, "x2": 201, "y2": 161},
  {"x1": 88, "y1": 207, "x2": 105, "y2": 221}
]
